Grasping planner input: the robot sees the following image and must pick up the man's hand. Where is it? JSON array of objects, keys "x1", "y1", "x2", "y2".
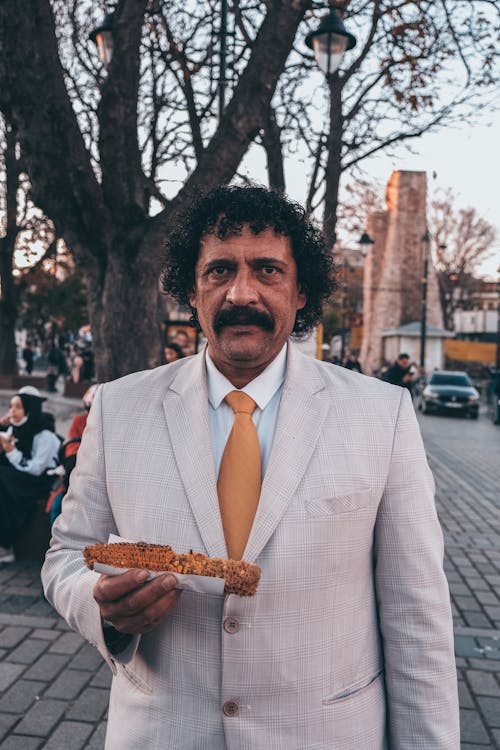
[{"x1": 93, "y1": 569, "x2": 181, "y2": 635}]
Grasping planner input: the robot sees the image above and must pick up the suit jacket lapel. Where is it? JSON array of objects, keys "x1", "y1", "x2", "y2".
[
  {"x1": 162, "y1": 351, "x2": 227, "y2": 559},
  {"x1": 245, "y1": 344, "x2": 328, "y2": 562}
]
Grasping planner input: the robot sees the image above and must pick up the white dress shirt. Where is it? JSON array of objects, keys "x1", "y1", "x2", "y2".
[{"x1": 206, "y1": 343, "x2": 287, "y2": 478}]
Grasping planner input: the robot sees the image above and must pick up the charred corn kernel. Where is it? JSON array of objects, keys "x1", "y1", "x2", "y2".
[{"x1": 82, "y1": 542, "x2": 261, "y2": 596}]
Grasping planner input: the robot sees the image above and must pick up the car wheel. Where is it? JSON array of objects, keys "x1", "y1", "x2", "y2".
[
  {"x1": 470, "y1": 411, "x2": 479, "y2": 420},
  {"x1": 422, "y1": 403, "x2": 429, "y2": 415}
]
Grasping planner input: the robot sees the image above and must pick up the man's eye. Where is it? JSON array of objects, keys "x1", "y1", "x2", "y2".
[
  {"x1": 262, "y1": 266, "x2": 277, "y2": 274},
  {"x1": 209, "y1": 266, "x2": 227, "y2": 275}
]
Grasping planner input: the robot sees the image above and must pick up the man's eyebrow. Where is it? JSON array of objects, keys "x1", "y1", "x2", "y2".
[{"x1": 252, "y1": 256, "x2": 288, "y2": 265}]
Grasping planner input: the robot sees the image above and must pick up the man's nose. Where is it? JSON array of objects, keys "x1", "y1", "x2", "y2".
[{"x1": 226, "y1": 270, "x2": 258, "y2": 305}]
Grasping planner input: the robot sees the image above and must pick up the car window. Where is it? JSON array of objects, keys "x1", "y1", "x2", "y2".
[{"x1": 429, "y1": 373, "x2": 471, "y2": 387}]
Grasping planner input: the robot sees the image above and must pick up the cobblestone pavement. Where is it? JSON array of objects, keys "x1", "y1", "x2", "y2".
[
  {"x1": 0, "y1": 391, "x2": 498, "y2": 748},
  {"x1": 418, "y1": 410, "x2": 500, "y2": 749}
]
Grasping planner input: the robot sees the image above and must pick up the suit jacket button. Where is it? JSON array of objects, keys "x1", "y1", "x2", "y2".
[
  {"x1": 223, "y1": 700, "x2": 239, "y2": 717},
  {"x1": 223, "y1": 617, "x2": 240, "y2": 634}
]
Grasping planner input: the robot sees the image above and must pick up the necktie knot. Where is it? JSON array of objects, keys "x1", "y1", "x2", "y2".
[{"x1": 225, "y1": 390, "x2": 257, "y2": 416}]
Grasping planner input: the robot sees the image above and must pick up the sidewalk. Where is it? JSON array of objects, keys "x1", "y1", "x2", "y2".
[{"x1": 0, "y1": 415, "x2": 499, "y2": 747}]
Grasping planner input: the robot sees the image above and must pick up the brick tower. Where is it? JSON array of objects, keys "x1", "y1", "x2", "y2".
[{"x1": 360, "y1": 171, "x2": 443, "y2": 374}]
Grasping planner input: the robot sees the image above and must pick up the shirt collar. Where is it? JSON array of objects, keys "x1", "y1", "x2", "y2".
[{"x1": 206, "y1": 343, "x2": 288, "y2": 411}]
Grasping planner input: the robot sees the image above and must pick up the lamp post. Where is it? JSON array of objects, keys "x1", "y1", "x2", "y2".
[
  {"x1": 420, "y1": 230, "x2": 430, "y2": 370},
  {"x1": 89, "y1": 12, "x2": 115, "y2": 67},
  {"x1": 305, "y1": 4, "x2": 357, "y2": 78},
  {"x1": 496, "y1": 265, "x2": 500, "y2": 375},
  {"x1": 358, "y1": 230, "x2": 374, "y2": 256},
  {"x1": 305, "y1": 5, "x2": 357, "y2": 250}
]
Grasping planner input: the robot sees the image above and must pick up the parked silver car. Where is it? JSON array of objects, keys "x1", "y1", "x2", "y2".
[{"x1": 418, "y1": 370, "x2": 480, "y2": 419}]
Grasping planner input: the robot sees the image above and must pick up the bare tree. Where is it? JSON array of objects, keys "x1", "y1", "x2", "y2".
[
  {"x1": 274, "y1": 0, "x2": 499, "y2": 248},
  {"x1": 0, "y1": 0, "x2": 312, "y2": 381},
  {"x1": 0, "y1": 0, "x2": 497, "y2": 380},
  {"x1": 0, "y1": 115, "x2": 56, "y2": 375},
  {"x1": 430, "y1": 188, "x2": 496, "y2": 328}
]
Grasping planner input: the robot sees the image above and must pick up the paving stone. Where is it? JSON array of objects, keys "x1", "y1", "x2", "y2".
[
  {"x1": 89, "y1": 663, "x2": 112, "y2": 689},
  {"x1": 463, "y1": 612, "x2": 493, "y2": 629},
  {"x1": 466, "y1": 670, "x2": 500, "y2": 697},
  {"x1": 449, "y1": 582, "x2": 472, "y2": 596},
  {"x1": 0, "y1": 715, "x2": 18, "y2": 743},
  {"x1": 85, "y1": 721, "x2": 107, "y2": 749},
  {"x1": 12, "y1": 698, "x2": 66, "y2": 737},
  {"x1": 71, "y1": 643, "x2": 105, "y2": 672},
  {"x1": 492, "y1": 728, "x2": 500, "y2": 747},
  {"x1": 476, "y1": 590, "x2": 500, "y2": 606},
  {"x1": 455, "y1": 635, "x2": 483, "y2": 659},
  {"x1": 0, "y1": 664, "x2": 25, "y2": 693},
  {"x1": 48, "y1": 632, "x2": 85, "y2": 655},
  {"x1": 467, "y1": 577, "x2": 494, "y2": 592},
  {"x1": 458, "y1": 679, "x2": 475, "y2": 709},
  {"x1": 0, "y1": 735, "x2": 43, "y2": 749},
  {"x1": 459, "y1": 708, "x2": 492, "y2": 744},
  {"x1": 0, "y1": 628, "x2": 30, "y2": 650},
  {"x1": 45, "y1": 669, "x2": 91, "y2": 700},
  {"x1": 66, "y1": 687, "x2": 108, "y2": 722},
  {"x1": 0, "y1": 680, "x2": 45, "y2": 714},
  {"x1": 6, "y1": 638, "x2": 48, "y2": 665},
  {"x1": 22, "y1": 653, "x2": 70, "y2": 682},
  {"x1": 468, "y1": 658, "x2": 500, "y2": 673},
  {"x1": 42, "y1": 721, "x2": 93, "y2": 750},
  {"x1": 476, "y1": 696, "x2": 500, "y2": 728},
  {"x1": 477, "y1": 638, "x2": 500, "y2": 661},
  {"x1": 484, "y1": 606, "x2": 500, "y2": 621},
  {"x1": 455, "y1": 596, "x2": 482, "y2": 612},
  {"x1": 30, "y1": 629, "x2": 59, "y2": 641}
]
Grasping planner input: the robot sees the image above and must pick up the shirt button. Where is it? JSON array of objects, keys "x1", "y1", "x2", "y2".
[
  {"x1": 223, "y1": 700, "x2": 239, "y2": 717},
  {"x1": 223, "y1": 617, "x2": 240, "y2": 634}
]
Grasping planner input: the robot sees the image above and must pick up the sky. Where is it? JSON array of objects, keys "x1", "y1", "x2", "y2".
[
  {"x1": 359, "y1": 110, "x2": 500, "y2": 280},
  {"x1": 238, "y1": 100, "x2": 500, "y2": 281}
]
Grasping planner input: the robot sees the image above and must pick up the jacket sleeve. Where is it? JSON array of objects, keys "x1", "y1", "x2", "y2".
[
  {"x1": 374, "y1": 387, "x2": 460, "y2": 749},
  {"x1": 41, "y1": 384, "x2": 140, "y2": 673}
]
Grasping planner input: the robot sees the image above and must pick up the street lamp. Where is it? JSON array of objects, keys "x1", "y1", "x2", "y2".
[
  {"x1": 89, "y1": 12, "x2": 115, "y2": 67},
  {"x1": 358, "y1": 230, "x2": 374, "y2": 256},
  {"x1": 420, "y1": 230, "x2": 430, "y2": 370},
  {"x1": 305, "y1": 4, "x2": 357, "y2": 78}
]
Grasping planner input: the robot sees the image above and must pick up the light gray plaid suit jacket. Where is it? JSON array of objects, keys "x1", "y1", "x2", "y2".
[{"x1": 42, "y1": 343, "x2": 459, "y2": 749}]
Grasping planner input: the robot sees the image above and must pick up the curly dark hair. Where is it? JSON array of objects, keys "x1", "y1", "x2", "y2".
[{"x1": 160, "y1": 184, "x2": 336, "y2": 336}]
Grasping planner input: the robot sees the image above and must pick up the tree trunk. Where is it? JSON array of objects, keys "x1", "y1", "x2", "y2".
[
  {"x1": 86, "y1": 249, "x2": 163, "y2": 382},
  {"x1": 0, "y1": 236, "x2": 18, "y2": 375},
  {"x1": 0, "y1": 120, "x2": 19, "y2": 375},
  {"x1": 323, "y1": 74, "x2": 343, "y2": 252}
]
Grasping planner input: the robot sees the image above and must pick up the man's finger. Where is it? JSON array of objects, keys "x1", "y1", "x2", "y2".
[
  {"x1": 107, "y1": 588, "x2": 182, "y2": 634},
  {"x1": 93, "y1": 569, "x2": 150, "y2": 605}
]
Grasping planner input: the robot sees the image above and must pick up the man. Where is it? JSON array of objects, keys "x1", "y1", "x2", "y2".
[
  {"x1": 383, "y1": 352, "x2": 415, "y2": 390},
  {"x1": 343, "y1": 350, "x2": 363, "y2": 373},
  {"x1": 42, "y1": 185, "x2": 459, "y2": 749}
]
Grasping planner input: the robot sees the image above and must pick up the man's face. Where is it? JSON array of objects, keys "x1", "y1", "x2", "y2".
[
  {"x1": 189, "y1": 225, "x2": 306, "y2": 385},
  {"x1": 398, "y1": 356, "x2": 410, "y2": 368}
]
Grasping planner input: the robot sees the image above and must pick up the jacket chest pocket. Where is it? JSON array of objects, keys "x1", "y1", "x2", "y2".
[{"x1": 305, "y1": 489, "x2": 375, "y2": 517}]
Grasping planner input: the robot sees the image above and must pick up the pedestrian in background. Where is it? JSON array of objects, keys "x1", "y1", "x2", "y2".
[
  {"x1": 0, "y1": 386, "x2": 60, "y2": 564},
  {"x1": 22, "y1": 342, "x2": 34, "y2": 375},
  {"x1": 382, "y1": 352, "x2": 415, "y2": 391},
  {"x1": 343, "y1": 350, "x2": 363, "y2": 373},
  {"x1": 163, "y1": 342, "x2": 185, "y2": 363}
]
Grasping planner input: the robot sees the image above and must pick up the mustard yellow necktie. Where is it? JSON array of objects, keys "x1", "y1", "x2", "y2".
[{"x1": 217, "y1": 391, "x2": 261, "y2": 560}]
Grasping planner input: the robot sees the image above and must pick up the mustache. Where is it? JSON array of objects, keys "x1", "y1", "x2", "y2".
[{"x1": 213, "y1": 306, "x2": 275, "y2": 332}]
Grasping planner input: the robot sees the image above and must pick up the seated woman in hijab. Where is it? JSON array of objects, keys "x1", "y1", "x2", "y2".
[{"x1": 0, "y1": 386, "x2": 61, "y2": 563}]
